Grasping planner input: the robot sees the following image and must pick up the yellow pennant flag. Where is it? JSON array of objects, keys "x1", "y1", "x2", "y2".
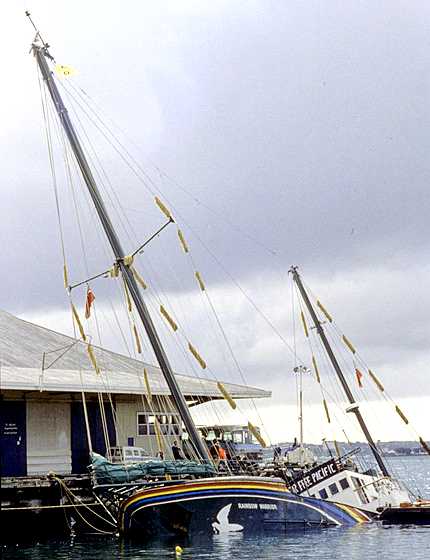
[{"x1": 55, "y1": 64, "x2": 77, "y2": 77}]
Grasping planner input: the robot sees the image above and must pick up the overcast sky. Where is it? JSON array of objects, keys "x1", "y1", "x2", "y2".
[{"x1": 1, "y1": 1, "x2": 429, "y2": 444}]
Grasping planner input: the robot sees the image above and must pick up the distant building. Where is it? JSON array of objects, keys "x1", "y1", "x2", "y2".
[{"x1": 0, "y1": 310, "x2": 270, "y2": 477}]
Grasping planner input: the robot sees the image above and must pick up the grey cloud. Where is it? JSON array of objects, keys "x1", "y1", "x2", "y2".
[{"x1": 1, "y1": 2, "x2": 429, "y2": 414}]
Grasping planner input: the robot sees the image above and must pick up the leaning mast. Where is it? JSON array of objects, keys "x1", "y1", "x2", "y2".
[
  {"x1": 32, "y1": 38, "x2": 210, "y2": 462},
  {"x1": 290, "y1": 266, "x2": 390, "y2": 477}
]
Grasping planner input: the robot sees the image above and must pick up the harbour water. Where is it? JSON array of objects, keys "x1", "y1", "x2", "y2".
[{"x1": 2, "y1": 457, "x2": 429, "y2": 559}]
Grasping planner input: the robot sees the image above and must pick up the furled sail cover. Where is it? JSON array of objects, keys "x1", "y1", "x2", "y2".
[{"x1": 90, "y1": 453, "x2": 216, "y2": 484}]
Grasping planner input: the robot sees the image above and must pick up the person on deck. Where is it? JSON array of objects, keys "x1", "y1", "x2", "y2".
[
  {"x1": 209, "y1": 439, "x2": 219, "y2": 460},
  {"x1": 218, "y1": 444, "x2": 227, "y2": 467},
  {"x1": 273, "y1": 446, "x2": 282, "y2": 462},
  {"x1": 217, "y1": 444, "x2": 227, "y2": 463},
  {"x1": 171, "y1": 440, "x2": 185, "y2": 460}
]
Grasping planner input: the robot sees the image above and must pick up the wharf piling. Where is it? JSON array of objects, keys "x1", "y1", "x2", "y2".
[{"x1": 1, "y1": 473, "x2": 115, "y2": 541}]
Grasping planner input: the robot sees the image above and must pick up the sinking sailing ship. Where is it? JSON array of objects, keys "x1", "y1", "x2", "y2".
[
  {"x1": 262, "y1": 267, "x2": 430, "y2": 522},
  {"x1": 28, "y1": 17, "x2": 369, "y2": 537}
]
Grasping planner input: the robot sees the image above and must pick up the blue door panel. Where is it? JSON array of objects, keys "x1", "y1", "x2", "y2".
[
  {"x1": 71, "y1": 401, "x2": 116, "y2": 474},
  {"x1": 0, "y1": 401, "x2": 27, "y2": 476}
]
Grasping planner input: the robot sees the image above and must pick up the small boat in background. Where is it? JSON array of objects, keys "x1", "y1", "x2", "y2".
[{"x1": 379, "y1": 500, "x2": 430, "y2": 525}]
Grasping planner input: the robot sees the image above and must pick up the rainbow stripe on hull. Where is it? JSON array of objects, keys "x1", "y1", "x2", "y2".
[{"x1": 119, "y1": 477, "x2": 369, "y2": 537}]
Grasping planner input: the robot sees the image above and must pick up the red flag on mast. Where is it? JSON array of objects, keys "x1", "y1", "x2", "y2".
[
  {"x1": 85, "y1": 288, "x2": 95, "y2": 319},
  {"x1": 355, "y1": 368, "x2": 363, "y2": 388}
]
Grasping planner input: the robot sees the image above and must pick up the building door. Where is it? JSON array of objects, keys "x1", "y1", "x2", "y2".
[
  {"x1": 0, "y1": 401, "x2": 27, "y2": 476},
  {"x1": 71, "y1": 400, "x2": 116, "y2": 474}
]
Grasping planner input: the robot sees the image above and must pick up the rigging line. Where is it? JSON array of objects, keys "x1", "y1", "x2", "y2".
[
  {"x1": 48, "y1": 101, "x2": 122, "y2": 451},
  {"x1": 98, "y1": 392, "x2": 111, "y2": 460},
  {"x1": 58, "y1": 80, "x2": 158, "y2": 223},
  {"x1": 195, "y1": 265, "x2": 272, "y2": 445},
  {"x1": 37, "y1": 66, "x2": 67, "y2": 272},
  {"x1": 106, "y1": 298, "x2": 132, "y2": 356},
  {"x1": 313, "y1": 331, "x2": 359, "y2": 444},
  {"x1": 57, "y1": 81, "x2": 138, "y2": 253},
  {"x1": 67, "y1": 79, "x2": 281, "y2": 259},
  {"x1": 42, "y1": 340, "x2": 80, "y2": 371},
  {"x1": 62, "y1": 80, "x2": 160, "y2": 196},
  {"x1": 187, "y1": 226, "x2": 299, "y2": 360},
  {"x1": 297, "y1": 289, "x2": 361, "y2": 444},
  {"x1": 48, "y1": 94, "x2": 107, "y2": 373},
  {"x1": 42, "y1": 159, "x2": 102, "y2": 443},
  {"x1": 50, "y1": 94, "x2": 127, "y2": 374},
  {"x1": 64, "y1": 78, "x2": 279, "y2": 291},
  {"x1": 139, "y1": 245, "x2": 252, "y2": 433},
  {"x1": 327, "y1": 322, "x2": 423, "y2": 445},
  {"x1": 118, "y1": 272, "x2": 222, "y2": 452},
  {"x1": 39, "y1": 65, "x2": 98, "y2": 452},
  {"x1": 320, "y1": 313, "x2": 393, "y2": 441},
  {"x1": 68, "y1": 79, "x2": 289, "y2": 333},
  {"x1": 156, "y1": 170, "x2": 280, "y2": 257},
  {"x1": 67, "y1": 152, "x2": 136, "y2": 360},
  {"x1": 58, "y1": 81, "x2": 286, "y2": 442},
  {"x1": 67, "y1": 81, "x2": 293, "y2": 344},
  {"x1": 300, "y1": 278, "x2": 427, "y2": 444},
  {"x1": 296, "y1": 289, "x2": 333, "y2": 431},
  {"x1": 61, "y1": 78, "x2": 294, "y2": 364},
  {"x1": 61, "y1": 80, "x2": 296, "y2": 366},
  {"x1": 53, "y1": 476, "x2": 116, "y2": 533}
]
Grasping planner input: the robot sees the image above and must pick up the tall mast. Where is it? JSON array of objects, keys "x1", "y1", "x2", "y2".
[
  {"x1": 33, "y1": 43, "x2": 210, "y2": 462},
  {"x1": 290, "y1": 266, "x2": 390, "y2": 476}
]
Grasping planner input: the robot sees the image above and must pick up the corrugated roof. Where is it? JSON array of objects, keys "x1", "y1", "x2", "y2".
[{"x1": 0, "y1": 310, "x2": 270, "y2": 399}]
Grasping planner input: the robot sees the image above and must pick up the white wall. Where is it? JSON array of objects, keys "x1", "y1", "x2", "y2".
[
  {"x1": 116, "y1": 399, "x2": 180, "y2": 459},
  {"x1": 26, "y1": 401, "x2": 72, "y2": 475}
]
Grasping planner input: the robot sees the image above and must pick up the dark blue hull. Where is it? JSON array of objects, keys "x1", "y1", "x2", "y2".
[{"x1": 119, "y1": 477, "x2": 368, "y2": 538}]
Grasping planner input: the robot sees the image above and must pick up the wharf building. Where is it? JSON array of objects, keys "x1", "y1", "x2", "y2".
[
  {"x1": 0, "y1": 309, "x2": 270, "y2": 538},
  {"x1": 0, "y1": 309, "x2": 270, "y2": 476}
]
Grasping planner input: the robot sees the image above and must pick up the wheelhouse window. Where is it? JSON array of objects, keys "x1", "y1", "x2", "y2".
[
  {"x1": 319, "y1": 488, "x2": 328, "y2": 499},
  {"x1": 351, "y1": 476, "x2": 370, "y2": 504},
  {"x1": 328, "y1": 482, "x2": 339, "y2": 495},
  {"x1": 137, "y1": 412, "x2": 181, "y2": 436},
  {"x1": 339, "y1": 477, "x2": 350, "y2": 490},
  {"x1": 233, "y1": 432, "x2": 244, "y2": 444}
]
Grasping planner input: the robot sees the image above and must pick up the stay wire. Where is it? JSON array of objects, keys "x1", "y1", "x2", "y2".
[{"x1": 61, "y1": 79, "x2": 300, "y2": 366}]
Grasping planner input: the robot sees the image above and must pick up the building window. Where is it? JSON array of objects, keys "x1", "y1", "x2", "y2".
[
  {"x1": 137, "y1": 412, "x2": 181, "y2": 436},
  {"x1": 328, "y1": 482, "x2": 339, "y2": 495},
  {"x1": 339, "y1": 477, "x2": 349, "y2": 490},
  {"x1": 319, "y1": 488, "x2": 328, "y2": 499}
]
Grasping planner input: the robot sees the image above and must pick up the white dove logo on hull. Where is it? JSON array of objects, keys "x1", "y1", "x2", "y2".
[{"x1": 212, "y1": 504, "x2": 244, "y2": 534}]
